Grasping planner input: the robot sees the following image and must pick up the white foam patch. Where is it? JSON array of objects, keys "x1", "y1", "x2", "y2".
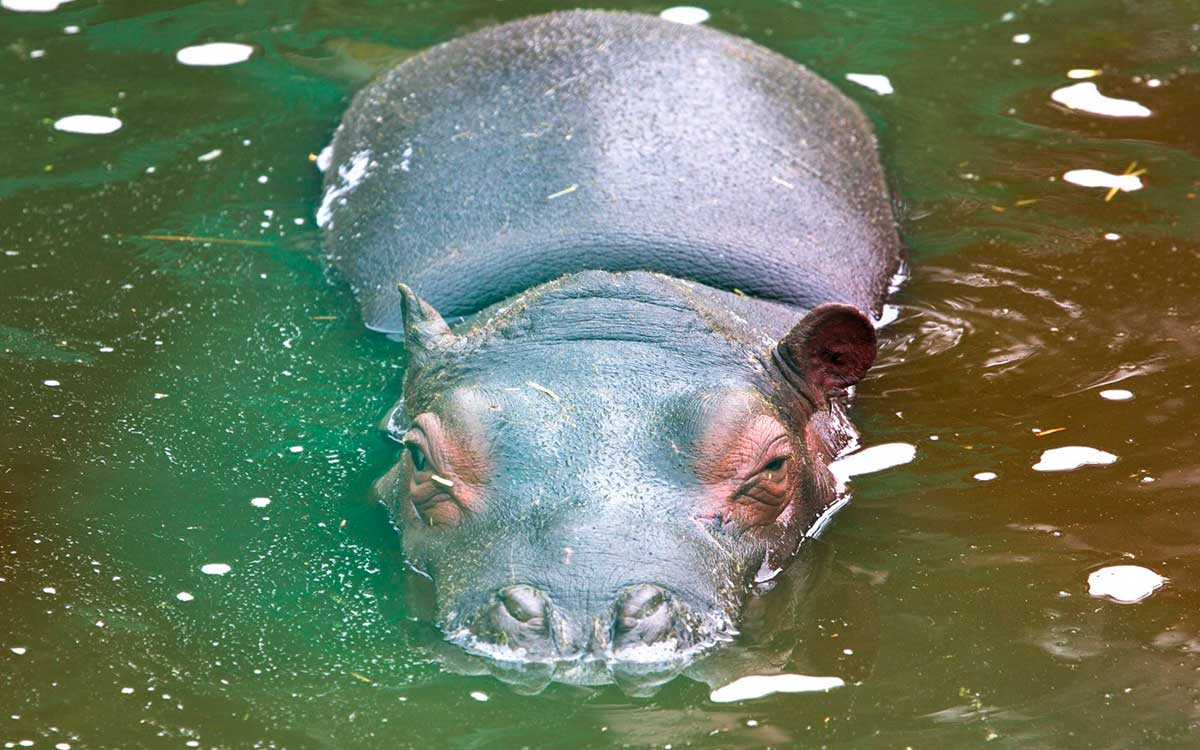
[
  {"x1": 845, "y1": 73, "x2": 894, "y2": 96},
  {"x1": 1051, "y1": 82, "x2": 1151, "y2": 118},
  {"x1": 316, "y1": 150, "x2": 372, "y2": 229},
  {"x1": 1063, "y1": 169, "x2": 1143, "y2": 193},
  {"x1": 659, "y1": 6, "x2": 709, "y2": 24},
  {"x1": 176, "y1": 42, "x2": 254, "y2": 67},
  {"x1": 1032, "y1": 446, "x2": 1118, "y2": 472},
  {"x1": 200, "y1": 563, "x2": 231, "y2": 575},
  {"x1": 710, "y1": 674, "x2": 845, "y2": 703},
  {"x1": 829, "y1": 442, "x2": 916, "y2": 488},
  {"x1": 53, "y1": 115, "x2": 122, "y2": 134},
  {"x1": 1088, "y1": 565, "x2": 1165, "y2": 604},
  {"x1": 2, "y1": 0, "x2": 74, "y2": 11},
  {"x1": 1099, "y1": 389, "x2": 1133, "y2": 401},
  {"x1": 316, "y1": 144, "x2": 333, "y2": 173}
]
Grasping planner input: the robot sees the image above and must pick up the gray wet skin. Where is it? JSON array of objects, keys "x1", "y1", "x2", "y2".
[{"x1": 322, "y1": 11, "x2": 901, "y2": 695}]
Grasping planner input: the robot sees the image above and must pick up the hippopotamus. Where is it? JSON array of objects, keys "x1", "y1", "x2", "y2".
[{"x1": 319, "y1": 10, "x2": 901, "y2": 695}]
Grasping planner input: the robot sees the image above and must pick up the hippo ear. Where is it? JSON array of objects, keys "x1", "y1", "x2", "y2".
[
  {"x1": 775, "y1": 303, "x2": 877, "y2": 408},
  {"x1": 398, "y1": 283, "x2": 457, "y2": 364}
]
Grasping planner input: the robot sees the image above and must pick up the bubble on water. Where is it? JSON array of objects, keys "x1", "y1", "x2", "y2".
[
  {"x1": 659, "y1": 6, "x2": 709, "y2": 24},
  {"x1": 845, "y1": 73, "x2": 894, "y2": 95},
  {"x1": 1088, "y1": 565, "x2": 1165, "y2": 603},
  {"x1": 974, "y1": 471, "x2": 998, "y2": 481},
  {"x1": 176, "y1": 591, "x2": 194, "y2": 602},
  {"x1": 200, "y1": 563, "x2": 231, "y2": 575},
  {"x1": 53, "y1": 115, "x2": 123, "y2": 134},
  {"x1": 2, "y1": 0, "x2": 75, "y2": 11},
  {"x1": 1063, "y1": 169, "x2": 1143, "y2": 194},
  {"x1": 176, "y1": 42, "x2": 254, "y2": 67},
  {"x1": 1099, "y1": 389, "x2": 1133, "y2": 401},
  {"x1": 469, "y1": 691, "x2": 489, "y2": 702},
  {"x1": 1033, "y1": 446, "x2": 1118, "y2": 472},
  {"x1": 1051, "y1": 82, "x2": 1151, "y2": 117},
  {"x1": 710, "y1": 673, "x2": 844, "y2": 703},
  {"x1": 250, "y1": 497, "x2": 271, "y2": 508}
]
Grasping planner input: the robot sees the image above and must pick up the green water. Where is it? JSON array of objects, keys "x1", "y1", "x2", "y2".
[{"x1": 3, "y1": 0, "x2": 1200, "y2": 747}]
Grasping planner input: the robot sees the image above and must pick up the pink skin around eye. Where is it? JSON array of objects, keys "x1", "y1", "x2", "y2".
[
  {"x1": 693, "y1": 411, "x2": 796, "y2": 528},
  {"x1": 405, "y1": 412, "x2": 489, "y2": 526}
]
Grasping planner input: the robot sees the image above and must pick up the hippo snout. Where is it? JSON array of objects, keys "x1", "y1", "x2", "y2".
[{"x1": 458, "y1": 582, "x2": 734, "y2": 695}]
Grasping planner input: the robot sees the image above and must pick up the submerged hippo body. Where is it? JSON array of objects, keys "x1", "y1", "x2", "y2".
[{"x1": 321, "y1": 10, "x2": 901, "y2": 695}]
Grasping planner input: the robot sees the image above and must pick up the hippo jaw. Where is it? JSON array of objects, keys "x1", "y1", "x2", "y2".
[{"x1": 380, "y1": 272, "x2": 876, "y2": 696}]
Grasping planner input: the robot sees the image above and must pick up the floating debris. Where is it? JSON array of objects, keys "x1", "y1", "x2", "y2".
[
  {"x1": 1062, "y1": 168, "x2": 1143, "y2": 195},
  {"x1": 197, "y1": 149, "x2": 222, "y2": 162},
  {"x1": 845, "y1": 73, "x2": 894, "y2": 96},
  {"x1": 176, "y1": 42, "x2": 254, "y2": 67},
  {"x1": 659, "y1": 6, "x2": 709, "y2": 25},
  {"x1": 1051, "y1": 82, "x2": 1151, "y2": 118},
  {"x1": 2, "y1": 0, "x2": 75, "y2": 11},
  {"x1": 829, "y1": 442, "x2": 916, "y2": 488},
  {"x1": 469, "y1": 690, "x2": 489, "y2": 702},
  {"x1": 1087, "y1": 565, "x2": 1164, "y2": 604},
  {"x1": 1033, "y1": 446, "x2": 1118, "y2": 472},
  {"x1": 710, "y1": 674, "x2": 845, "y2": 703},
  {"x1": 135, "y1": 234, "x2": 271, "y2": 247},
  {"x1": 53, "y1": 115, "x2": 122, "y2": 134},
  {"x1": 1099, "y1": 389, "x2": 1133, "y2": 401}
]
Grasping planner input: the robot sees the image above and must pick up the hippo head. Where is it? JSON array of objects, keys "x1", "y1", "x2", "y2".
[{"x1": 374, "y1": 272, "x2": 876, "y2": 695}]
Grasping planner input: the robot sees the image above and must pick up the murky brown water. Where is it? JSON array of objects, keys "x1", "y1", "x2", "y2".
[{"x1": 3, "y1": 0, "x2": 1199, "y2": 747}]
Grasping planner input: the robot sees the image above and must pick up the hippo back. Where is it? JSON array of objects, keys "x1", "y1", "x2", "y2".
[{"x1": 320, "y1": 10, "x2": 900, "y2": 330}]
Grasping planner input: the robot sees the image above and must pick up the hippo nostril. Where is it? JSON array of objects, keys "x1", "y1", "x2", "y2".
[
  {"x1": 499, "y1": 585, "x2": 548, "y2": 625},
  {"x1": 613, "y1": 584, "x2": 673, "y2": 648}
]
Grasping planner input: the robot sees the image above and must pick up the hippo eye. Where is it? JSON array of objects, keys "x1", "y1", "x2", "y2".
[
  {"x1": 406, "y1": 441, "x2": 428, "y2": 472},
  {"x1": 760, "y1": 456, "x2": 788, "y2": 474}
]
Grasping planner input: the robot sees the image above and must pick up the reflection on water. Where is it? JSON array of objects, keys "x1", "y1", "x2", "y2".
[{"x1": 3, "y1": 0, "x2": 1200, "y2": 747}]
